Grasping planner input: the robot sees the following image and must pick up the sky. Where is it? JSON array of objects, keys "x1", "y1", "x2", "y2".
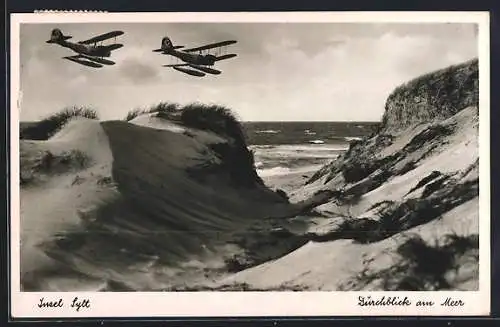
[{"x1": 19, "y1": 22, "x2": 478, "y2": 122}]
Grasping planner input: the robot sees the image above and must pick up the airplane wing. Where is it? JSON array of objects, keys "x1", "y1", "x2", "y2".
[
  {"x1": 153, "y1": 45, "x2": 185, "y2": 52},
  {"x1": 163, "y1": 64, "x2": 205, "y2": 77},
  {"x1": 163, "y1": 64, "x2": 190, "y2": 67},
  {"x1": 173, "y1": 66, "x2": 206, "y2": 77},
  {"x1": 188, "y1": 64, "x2": 221, "y2": 75},
  {"x1": 63, "y1": 56, "x2": 103, "y2": 68},
  {"x1": 182, "y1": 40, "x2": 237, "y2": 53},
  {"x1": 79, "y1": 54, "x2": 116, "y2": 65},
  {"x1": 78, "y1": 31, "x2": 125, "y2": 45},
  {"x1": 104, "y1": 43, "x2": 124, "y2": 52},
  {"x1": 164, "y1": 64, "x2": 220, "y2": 76}
]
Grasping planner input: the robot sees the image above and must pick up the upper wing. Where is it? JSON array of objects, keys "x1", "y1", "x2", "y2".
[
  {"x1": 182, "y1": 40, "x2": 237, "y2": 53},
  {"x1": 153, "y1": 45, "x2": 184, "y2": 52},
  {"x1": 163, "y1": 64, "x2": 189, "y2": 67},
  {"x1": 78, "y1": 31, "x2": 125, "y2": 45}
]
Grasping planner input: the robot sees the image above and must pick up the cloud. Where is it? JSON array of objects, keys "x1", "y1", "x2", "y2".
[
  {"x1": 230, "y1": 30, "x2": 477, "y2": 121},
  {"x1": 119, "y1": 58, "x2": 161, "y2": 84}
]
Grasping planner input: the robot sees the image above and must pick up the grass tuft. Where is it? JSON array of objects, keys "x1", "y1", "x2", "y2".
[
  {"x1": 20, "y1": 106, "x2": 99, "y2": 140},
  {"x1": 179, "y1": 103, "x2": 246, "y2": 146},
  {"x1": 124, "y1": 101, "x2": 180, "y2": 121}
]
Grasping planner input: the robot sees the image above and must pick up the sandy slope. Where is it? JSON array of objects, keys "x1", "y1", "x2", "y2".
[
  {"x1": 20, "y1": 116, "x2": 295, "y2": 291},
  {"x1": 218, "y1": 106, "x2": 479, "y2": 291},
  {"x1": 20, "y1": 118, "x2": 120, "y2": 289}
]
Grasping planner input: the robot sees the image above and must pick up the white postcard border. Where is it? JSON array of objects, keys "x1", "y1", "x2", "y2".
[{"x1": 9, "y1": 11, "x2": 491, "y2": 318}]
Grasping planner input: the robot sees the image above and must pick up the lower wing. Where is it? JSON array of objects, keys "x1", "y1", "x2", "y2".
[
  {"x1": 163, "y1": 63, "x2": 222, "y2": 76},
  {"x1": 79, "y1": 54, "x2": 115, "y2": 65},
  {"x1": 63, "y1": 56, "x2": 103, "y2": 68},
  {"x1": 163, "y1": 64, "x2": 206, "y2": 77}
]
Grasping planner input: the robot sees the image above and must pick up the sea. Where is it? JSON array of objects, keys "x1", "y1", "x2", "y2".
[{"x1": 243, "y1": 122, "x2": 379, "y2": 179}]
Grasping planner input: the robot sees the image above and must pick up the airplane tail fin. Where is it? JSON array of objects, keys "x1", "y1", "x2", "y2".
[
  {"x1": 161, "y1": 37, "x2": 175, "y2": 52},
  {"x1": 153, "y1": 37, "x2": 184, "y2": 53},
  {"x1": 47, "y1": 28, "x2": 72, "y2": 43}
]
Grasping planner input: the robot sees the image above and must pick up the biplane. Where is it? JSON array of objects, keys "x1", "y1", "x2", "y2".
[
  {"x1": 153, "y1": 37, "x2": 237, "y2": 77},
  {"x1": 46, "y1": 28, "x2": 124, "y2": 68}
]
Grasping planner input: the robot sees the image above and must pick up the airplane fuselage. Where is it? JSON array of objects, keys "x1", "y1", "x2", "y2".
[
  {"x1": 166, "y1": 49, "x2": 217, "y2": 66},
  {"x1": 56, "y1": 40, "x2": 112, "y2": 57}
]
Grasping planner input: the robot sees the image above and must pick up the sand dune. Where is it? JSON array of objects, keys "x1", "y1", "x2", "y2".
[
  {"x1": 20, "y1": 115, "x2": 294, "y2": 291},
  {"x1": 20, "y1": 118, "x2": 119, "y2": 289},
  {"x1": 219, "y1": 106, "x2": 479, "y2": 291}
]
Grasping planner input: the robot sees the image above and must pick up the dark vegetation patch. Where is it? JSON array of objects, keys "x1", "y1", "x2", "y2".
[
  {"x1": 395, "y1": 161, "x2": 417, "y2": 176},
  {"x1": 164, "y1": 282, "x2": 310, "y2": 291},
  {"x1": 20, "y1": 149, "x2": 91, "y2": 186},
  {"x1": 382, "y1": 58, "x2": 478, "y2": 132},
  {"x1": 126, "y1": 102, "x2": 248, "y2": 148},
  {"x1": 184, "y1": 142, "x2": 263, "y2": 188},
  {"x1": 124, "y1": 101, "x2": 180, "y2": 122},
  {"x1": 340, "y1": 233, "x2": 479, "y2": 291},
  {"x1": 307, "y1": 134, "x2": 395, "y2": 186},
  {"x1": 179, "y1": 103, "x2": 247, "y2": 146},
  {"x1": 205, "y1": 142, "x2": 263, "y2": 187},
  {"x1": 275, "y1": 189, "x2": 289, "y2": 202},
  {"x1": 406, "y1": 170, "x2": 443, "y2": 195},
  {"x1": 20, "y1": 106, "x2": 99, "y2": 140},
  {"x1": 126, "y1": 102, "x2": 260, "y2": 187},
  {"x1": 224, "y1": 226, "x2": 309, "y2": 272},
  {"x1": 403, "y1": 123, "x2": 455, "y2": 153},
  {"x1": 339, "y1": 122, "x2": 453, "y2": 187},
  {"x1": 306, "y1": 175, "x2": 478, "y2": 245},
  {"x1": 97, "y1": 176, "x2": 114, "y2": 186}
]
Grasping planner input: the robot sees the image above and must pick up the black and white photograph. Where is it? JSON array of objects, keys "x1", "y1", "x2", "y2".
[{"x1": 10, "y1": 12, "x2": 490, "y2": 317}]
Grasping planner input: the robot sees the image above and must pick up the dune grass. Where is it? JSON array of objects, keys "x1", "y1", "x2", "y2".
[
  {"x1": 179, "y1": 103, "x2": 247, "y2": 146},
  {"x1": 20, "y1": 106, "x2": 99, "y2": 140},
  {"x1": 382, "y1": 58, "x2": 478, "y2": 131},
  {"x1": 124, "y1": 102, "x2": 180, "y2": 122},
  {"x1": 339, "y1": 232, "x2": 479, "y2": 291},
  {"x1": 389, "y1": 233, "x2": 478, "y2": 290},
  {"x1": 125, "y1": 102, "x2": 247, "y2": 146},
  {"x1": 125, "y1": 101, "x2": 261, "y2": 187},
  {"x1": 178, "y1": 103, "x2": 259, "y2": 186}
]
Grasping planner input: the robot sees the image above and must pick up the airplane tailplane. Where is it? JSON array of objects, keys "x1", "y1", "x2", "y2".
[
  {"x1": 106, "y1": 43, "x2": 124, "y2": 51},
  {"x1": 215, "y1": 53, "x2": 237, "y2": 61}
]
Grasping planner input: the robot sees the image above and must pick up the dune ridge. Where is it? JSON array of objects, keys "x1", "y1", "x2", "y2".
[{"x1": 20, "y1": 107, "x2": 296, "y2": 291}]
